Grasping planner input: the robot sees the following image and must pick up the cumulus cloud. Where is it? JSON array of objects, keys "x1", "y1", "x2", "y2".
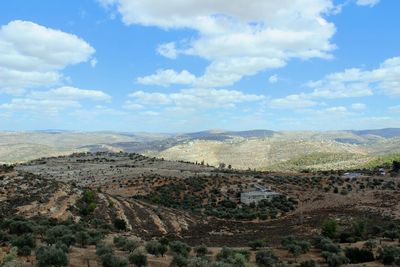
[
  {"x1": 128, "y1": 88, "x2": 265, "y2": 110},
  {"x1": 306, "y1": 57, "x2": 400, "y2": 98},
  {"x1": 137, "y1": 69, "x2": 196, "y2": 86},
  {"x1": 356, "y1": 0, "x2": 380, "y2": 7},
  {"x1": 0, "y1": 20, "x2": 95, "y2": 94},
  {"x1": 0, "y1": 87, "x2": 110, "y2": 114},
  {"x1": 102, "y1": 0, "x2": 337, "y2": 87}
]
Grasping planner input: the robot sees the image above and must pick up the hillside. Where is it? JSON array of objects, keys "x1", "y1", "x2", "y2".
[
  {"x1": 1, "y1": 152, "x2": 400, "y2": 266},
  {"x1": 1, "y1": 129, "x2": 400, "y2": 172}
]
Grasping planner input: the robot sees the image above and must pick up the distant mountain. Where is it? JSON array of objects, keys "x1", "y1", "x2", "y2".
[
  {"x1": 2, "y1": 128, "x2": 400, "y2": 171},
  {"x1": 182, "y1": 129, "x2": 276, "y2": 141},
  {"x1": 351, "y1": 128, "x2": 400, "y2": 138}
]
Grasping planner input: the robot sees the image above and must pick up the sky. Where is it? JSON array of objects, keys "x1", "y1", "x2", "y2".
[{"x1": 0, "y1": 0, "x2": 399, "y2": 132}]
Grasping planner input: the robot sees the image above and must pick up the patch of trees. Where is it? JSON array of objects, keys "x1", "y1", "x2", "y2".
[
  {"x1": 77, "y1": 189, "x2": 97, "y2": 216},
  {"x1": 0, "y1": 216, "x2": 110, "y2": 267}
]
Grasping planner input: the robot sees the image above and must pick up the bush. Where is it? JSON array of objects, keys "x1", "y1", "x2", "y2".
[
  {"x1": 145, "y1": 241, "x2": 163, "y2": 256},
  {"x1": 322, "y1": 252, "x2": 349, "y2": 267},
  {"x1": 282, "y1": 236, "x2": 310, "y2": 258},
  {"x1": 76, "y1": 231, "x2": 90, "y2": 248},
  {"x1": 322, "y1": 219, "x2": 338, "y2": 239},
  {"x1": 378, "y1": 246, "x2": 400, "y2": 265},
  {"x1": 318, "y1": 238, "x2": 341, "y2": 253},
  {"x1": 169, "y1": 241, "x2": 191, "y2": 257},
  {"x1": 100, "y1": 253, "x2": 128, "y2": 267},
  {"x1": 128, "y1": 250, "x2": 147, "y2": 267},
  {"x1": 45, "y1": 225, "x2": 75, "y2": 246},
  {"x1": 255, "y1": 250, "x2": 280, "y2": 267},
  {"x1": 363, "y1": 239, "x2": 377, "y2": 251},
  {"x1": 383, "y1": 230, "x2": 400, "y2": 241},
  {"x1": 249, "y1": 239, "x2": 265, "y2": 250},
  {"x1": 36, "y1": 246, "x2": 69, "y2": 267},
  {"x1": 188, "y1": 257, "x2": 210, "y2": 267},
  {"x1": 298, "y1": 260, "x2": 316, "y2": 267},
  {"x1": 79, "y1": 190, "x2": 97, "y2": 215},
  {"x1": 114, "y1": 236, "x2": 128, "y2": 248},
  {"x1": 124, "y1": 239, "x2": 140, "y2": 252},
  {"x1": 8, "y1": 220, "x2": 34, "y2": 235},
  {"x1": 345, "y1": 247, "x2": 374, "y2": 263},
  {"x1": 113, "y1": 219, "x2": 127, "y2": 231},
  {"x1": 194, "y1": 244, "x2": 208, "y2": 256},
  {"x1": 170, "y1": 254, "x2": 188, "y2": 267},
  {"x1": 0, "y1": 247, "x2": 21, "y2": 267},
  {"x1": 96, "y1": 243, "x2": 113, "y2": 257},
  {"x1": 11, "y1": 233, "x2": 36, "y2": 256}
]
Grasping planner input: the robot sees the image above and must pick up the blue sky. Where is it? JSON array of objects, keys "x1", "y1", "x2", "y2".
[{"x1": 0, "y1": 0, "x2": 399, "y2": 132}]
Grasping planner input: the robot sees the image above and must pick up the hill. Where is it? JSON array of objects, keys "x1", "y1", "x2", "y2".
[{"x1": 1, "y1": 128, "x2": 400, "y2": 172}]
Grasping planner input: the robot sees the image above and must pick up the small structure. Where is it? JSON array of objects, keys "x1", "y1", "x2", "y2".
[{"x1": 240, "y1": 185, "x2": 280, "y2": 205}]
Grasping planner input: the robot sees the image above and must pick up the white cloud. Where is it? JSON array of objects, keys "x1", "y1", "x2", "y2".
[
  {"x1": 103, "y1": 0, "x2": 337, "y2": 87},
  {"x1": 266, "y1": 57, "x2": 400, "y2": 111},
  {"x1": 268, "y1": 74, "x2": 279, "y2": 84},
  {"x1": 269, "y1": 94, "x2": 317, "y2": 109},
  {"x1": 29, "y1": 86, "x2": 111, "y2": 101},
  {"x1": 0, "y1": 87, "x2": 111, "y2": 115},
  {"x1": 356, "y1": 0, "x2": 380, "y2": 7},
  {"x1": 0, "y1": 20, "x2": 95, "y2": 94},
  {"x1": 306, "y1": 57, "x2": 400, "y2": 98},
  {"x1": 157, "y1": 42, "x2": 178, "y2": 59},
  {"x1": 351, "y1": 103, "x2": 367, "y2": 110},
  {"x1": 137, "y1": 69, "x2": 196, "y2": 86},
  {"x1": 128, "y1": 88, "x2": 265, "y2": 110},
  {"x1": 123, "y1": 100, "x2": 144, "y2": 110},
  {"x1": 0, "y1": 98, "x2": 81, "y2": 114},
  {"x1": 324, "y1": 106, "x2": 347, "y2": 113}
]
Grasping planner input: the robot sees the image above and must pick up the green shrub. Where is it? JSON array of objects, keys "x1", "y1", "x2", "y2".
[
  {"x1": 298, "y1": 260, "x2": 316, "y2": 267},
  {"x1": 194, "y1": 244, "x2": 208, "y2": 256},
  {"x1": 36, "y1": 246, "x2": 68, "y2": 267},
  {"x1": 0, "y1": 247, "x2": 21, "y2": 267},
  {"x1": 318, "y1": 238, "x2": 340, "y2": 253},
  {"x1": 145, "y1": 241, "x2": 163, "y2": 256},
  {"x1": 255, "y1": 250, "x2": 280, "y2": 267},
  {"x1": 114, "y1": 236, "x2": 128, "y2": 248},
  {"x1": 100, "y1": 253, "x2": 128, "y2": 267},
  {"x1": 9, "y1": 220, "x2": 34, "y2": 235},
  {"x1": 124, "y1": 239, "x2": 140, "y2": 252},
  {"x1": 249, "y1": 239, "x2": 265, "y2": 250},
  {"x1": 79, "y1": 190, "x2": 97, "y2": 215},
  {"x1": 170, "y1": 254, "x2": 188, "y2": 267},
  {"x1": 378, "y1": 246, "x2": 400, "y2": 265},
  {"x1": 169, "y1": 241, "x2": 191, "y2": 257},
  {"x1": 11, "y1": 233, "x2": 36, "y2": 256},
  {"x1": 322, "y1": 252, "x2": 349, "y2": 267},
  {"x1": 345, "y1": 247, "x2": 374, "y2": 263},
  {"x1": 45, "y1": 225, "x2": 75, "y2": 246},
  {"x1": 128, "y1": 250, "x2": 147, "y2": 267},
  {"x1": 76, "y1": 231, "x2": 90, "y2": 248},
  {"x1": 113, "y1": 219, "x2": 127, "y2": 231},
  {"x1": 322, "y1": 219, "x2": 338, "y2": 239},
  {"x1": 96, "y1": 243, "x2": 113, "y2": 257}
]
